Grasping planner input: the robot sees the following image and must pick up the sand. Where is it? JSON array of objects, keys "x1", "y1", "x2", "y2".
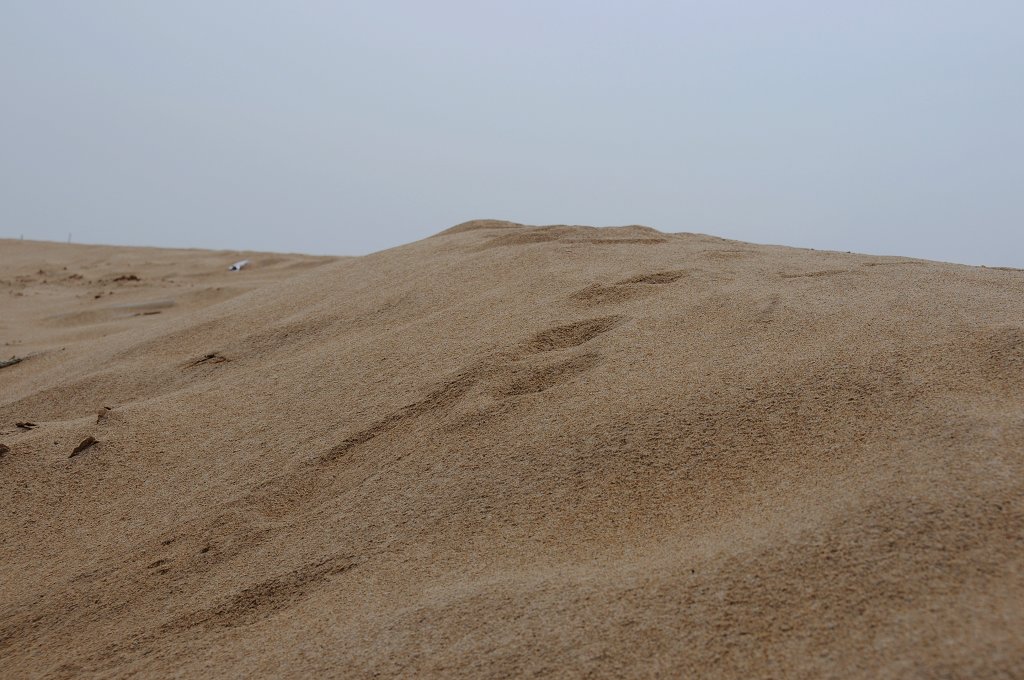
[{"x1": 1, "y1": 221, "x2": 1022, "y2": 678}]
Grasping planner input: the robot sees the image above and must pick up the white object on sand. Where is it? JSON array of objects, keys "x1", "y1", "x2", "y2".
[{"x1": 228, "y1": 260, "x2": 250, "y2": 271}]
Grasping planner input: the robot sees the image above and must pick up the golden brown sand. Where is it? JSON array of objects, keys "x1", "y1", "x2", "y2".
[{"x1": 1, "y1": 222, "x2": 1022, "y2": 678}]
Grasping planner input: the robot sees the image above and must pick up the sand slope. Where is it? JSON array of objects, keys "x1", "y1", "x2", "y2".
[{"x1": 1, "y1": 222, "x2": 1022, "y2": 678}]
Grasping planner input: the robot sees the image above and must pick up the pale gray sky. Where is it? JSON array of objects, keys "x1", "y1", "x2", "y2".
[{"x1": 2, "y1": 2, "x2": 1022, "y2": 265}]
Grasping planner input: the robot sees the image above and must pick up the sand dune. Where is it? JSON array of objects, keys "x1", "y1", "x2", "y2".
[{"x1": 1, "y1": 222, "x2": 1022, "y2": 678}]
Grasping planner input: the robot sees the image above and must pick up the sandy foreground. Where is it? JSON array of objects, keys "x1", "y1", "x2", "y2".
[{"x1": 1, "y1": 221, "x2": 1022, "y2": 678}]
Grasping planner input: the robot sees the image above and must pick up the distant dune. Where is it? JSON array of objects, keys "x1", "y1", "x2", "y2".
[{"x1": 1, "y1": 222, "x2": 1021, "y2": 678}]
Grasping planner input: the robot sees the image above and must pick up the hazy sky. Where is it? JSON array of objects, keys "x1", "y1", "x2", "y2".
[{"x1": 2, "y1": 2, "x2": 1022, "y2": 265}]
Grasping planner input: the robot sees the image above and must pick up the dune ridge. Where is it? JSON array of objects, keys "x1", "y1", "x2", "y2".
[{"x1": 1, "y1": 222, "x2": 1022, "y2": 678}]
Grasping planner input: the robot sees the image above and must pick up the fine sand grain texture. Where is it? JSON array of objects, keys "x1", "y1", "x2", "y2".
[{"x1": 1, "y1": 223, "x2": 1022, "y2": 678}]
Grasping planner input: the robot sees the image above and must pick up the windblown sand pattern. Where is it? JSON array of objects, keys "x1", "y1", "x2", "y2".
[{"x1": 1, "y1": 222, "x2": 1022, "y2": 678}]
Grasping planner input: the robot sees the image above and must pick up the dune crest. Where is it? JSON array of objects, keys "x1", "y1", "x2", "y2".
[{"x1": 1, "y1": 226, "x2": 1022, "y2": 678}]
